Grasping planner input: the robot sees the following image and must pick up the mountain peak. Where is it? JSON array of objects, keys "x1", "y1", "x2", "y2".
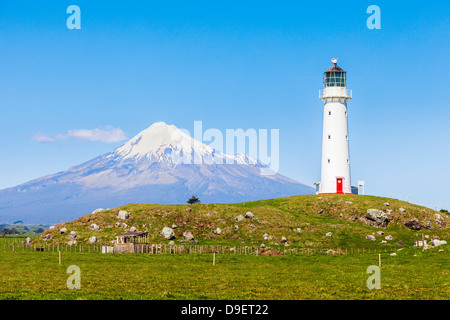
[{"x1": 114, "y1": 122, "x2": 213, "y2": 161}]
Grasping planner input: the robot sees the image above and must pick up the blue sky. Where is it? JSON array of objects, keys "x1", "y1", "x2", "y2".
[{"x1": 1, "y1": 1, "x2": 450, "y2": 209}]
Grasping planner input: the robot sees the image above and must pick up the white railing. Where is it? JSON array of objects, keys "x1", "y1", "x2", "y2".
[
  {"x1": 388, "y1": 193, "x2": 448, "y2": 212},
  {"x1": 319, "y1": 89, "x2": 352, "y2": 99}
]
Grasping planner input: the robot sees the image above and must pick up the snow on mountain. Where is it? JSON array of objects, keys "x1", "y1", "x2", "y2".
[{"x1": 0, "y1": 122, "x2": 314, "y2": 224}]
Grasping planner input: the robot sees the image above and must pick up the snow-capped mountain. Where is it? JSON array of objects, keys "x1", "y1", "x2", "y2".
[{"x1": 0, "y1": 122, "x2": 314, "y2": 224}]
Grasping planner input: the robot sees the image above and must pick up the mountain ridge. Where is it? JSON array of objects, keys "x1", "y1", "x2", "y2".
[{"x1": 0, "y1": 122, "x2": 314, "y2": 224}]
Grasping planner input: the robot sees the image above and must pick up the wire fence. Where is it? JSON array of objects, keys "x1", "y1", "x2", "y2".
[
  {"x1": 1, "y1": 237, "x2": 398, "y2": 256},
  {"x1": 388, "y1": 193, "x2": 448, "y2": 212}
]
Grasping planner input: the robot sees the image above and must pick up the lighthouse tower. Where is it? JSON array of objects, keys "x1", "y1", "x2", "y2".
[{"x1": 318, "y1": 58, "x2": 352, "y2": 194}]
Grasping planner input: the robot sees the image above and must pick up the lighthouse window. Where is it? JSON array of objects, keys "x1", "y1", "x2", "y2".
[
  {"x1": 328, "y1": 111, "x2": 332, "y2": 115},
  {"x1": 328, "y1": 159, "x2": 330, "y2": 163},
  {"x1": 347, "y1": 159, "x2": 349, "y2": 164},
  {"x1": 346, "y1": 135, "x2": 348, "y2": 140},
  {"x1": 328, "y1": 135, "x2": 331, "y2": 140},
  {"x1": 324, "y1": 71, "x2": 347, "y2": 88}
]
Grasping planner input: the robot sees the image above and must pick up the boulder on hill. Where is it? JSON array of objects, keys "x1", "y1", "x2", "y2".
[
  {"x1": 365, "y1": 209, "x2": 390, "y2": 228},
  {"x1": 160, "y1": 227, "x2": 175, "y2": 240},
  {"x1": 404, "y1": 219, "x2": 422, "y2": 231},
  {"x1": 116, "y1": 210, "x2": 130, "y2": 220},
  {"x1": 244, "y1": 212, "x2": 254, "y2": 219}
]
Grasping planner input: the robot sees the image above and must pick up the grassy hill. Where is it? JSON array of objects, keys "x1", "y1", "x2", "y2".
[{"x1": 36, "y1": 194, "x2": 449, "y2": 250}]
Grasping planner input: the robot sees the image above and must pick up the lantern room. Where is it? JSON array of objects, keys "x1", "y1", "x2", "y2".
[{"x1": 323, "y1": 60, "x2": 347, "y2": 88}]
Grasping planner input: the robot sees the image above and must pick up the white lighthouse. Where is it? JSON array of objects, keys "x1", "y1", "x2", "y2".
[{"x1": 318, "y1": 58, "x2": 352, "y2": 194}]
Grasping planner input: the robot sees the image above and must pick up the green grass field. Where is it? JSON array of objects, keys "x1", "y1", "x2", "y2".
[
  {"x1": 1, "y1": 195, "x2": 448, "y2": 300},
  {"x1": 0, "y1": 246, "x2": 448, "y2": 300}
]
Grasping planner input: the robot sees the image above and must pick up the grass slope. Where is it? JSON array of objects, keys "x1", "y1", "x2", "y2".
[{"x1": 37, "y1": 195, "x2": 449, "y2": 249}]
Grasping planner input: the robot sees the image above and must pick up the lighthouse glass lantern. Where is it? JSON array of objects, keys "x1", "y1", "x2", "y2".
[{"x1": 318, "y1": 59, "x2": 352, "y2": 194}]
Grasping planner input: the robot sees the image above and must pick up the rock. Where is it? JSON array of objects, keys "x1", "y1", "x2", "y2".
[
  {"x1": 260, "y1": 244, "x2": 266, "y2": 249},
  {"x1": 435, "y1": 213, "x2": 442, "y2": 220},
  {"x1": 377, "y1": 231, "x2": 385, "y2": 236},
  {"x1": 69, "y1": 231, "x2": 77, "y2": 239},
  {"x1": 345, "y1": 201, "x2": 353, "y2": 204},
  {"x1": 216, "y1": 228, "x2": 222, "y2": 235},
  {"x1": 263, "y1": 233, "x2": 269, "y2": 240},
  {"x1": 186, "y1": 208, "x2": 192, "y2": 212},
  {"x1": 130, "y1": 227, "x2": 137, "y2": 232},
  {"x1": 115, "y1": 222, "x2": 121, "y2": 228},
  {"x1": 59, "y1": 227, "x2": 67, "y2": 234},
  {"x1": 183, "y1": 231, "x2": 194, "y2": 240},
  {"x1": 122, "y1": 223, "x2": 128, "y2": 228},
  {"x1": 397, "y1": 240, "x2": 404, "y2": 246},
  {"x1": 424, "y1": 221, "x2": 433, "y2": 229},
  {"x1": 49, "y1": 226, "x2": 55, "y2": 229},
  {"x1": 404, "y1": 219, "x2": 422, "y2": 230},
  {"x1": 91, "y1": 208, "x2": 104, "y2": 214},
  {"x1": 116, "y1": 210, "x2": 130, "y2": 220},
  {"x1": 431, "y1": 239, "x2": 447, "y2": 247},
  {"x1": 168, "y1": 241, "x2": 175, "y2": 246},
  {"x1": 249, "y1": 224, "x2": 256, "y2": 229},
  {"x1": 439, "y1": 249, "x2": 444, "y2": 252},
  {"x1": 385, "y1": 235, "x2": 393, "y2": 241},
  {"x1": 383, "y1": 202, "x2": 390, "y2": 206},
  {"x1": 399, "y1": 208, "x2": 406, "y2": 213},
  {"x1": 234, "y1": 225, "x2": 239, "y2": 230},
  {"x1": 366, "y1": 209, "x2": 390, "y2": 228},
  {"x1": 171, "y1": 224, "x2": 177, "y2": 229},
  {"x1": 68, "y1": 240, "x2": 77, "y2": 246},
  {"x1": 318, "y1": 209, "x2": 324, "y2": 214},
  {"x1": 339, "y1": 214, "x2": 343, "y2": 218},
  {"x1": 160, "y1": 227, "x2": 175, "y2": 240},
  {"x1": 381, "y1": 240, "x2": 387, "y2": 245},
  {"x1": 42, "y1": 234, "x2": 52, "y2": 241},
  {"x1": 425, "y1": 235, "x2": 429, "y2": 239},
  {"x1": 191, "y1": 239, "x2": 199, "y2": 244},
  {"x1": 244, "y1": 211, "x2": 254, "y2": 219},
  {"x1": 326, "y1": 232, "x2": 332, "y2": 237},
  {"x1": 280, "y1": 236, "x2": 287, "y2": 243},
  {"x1": 390, "y1": 253, "x2": 397, "y2": 256},
  {"x1": 366, "y1": 235, "x2": 376, "y2": 241},
  {"x1": 89, "y1": 223, "x2": 100, "y2": 231},
  {"x1": 89, "y1": 236, "x2": 97, "y2": 244},
  {"x1": 25, "y1": 237, "x2": 31, "y2": 244},
  {"x1": 235, "y1": 215, "x2": 245, "y2": 222},
  {"x1": 296, "y1": 228, "x2": 302, "y2": 233}
]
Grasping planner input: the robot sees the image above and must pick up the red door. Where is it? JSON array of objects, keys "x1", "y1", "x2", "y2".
[{"x1": 336, "y1": 178, "x2": 343, "y2": 194}]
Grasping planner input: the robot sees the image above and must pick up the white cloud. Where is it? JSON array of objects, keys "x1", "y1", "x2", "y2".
[
  {"x1": 65, "y1": 127, "x2": 127, "y2": 143},
  {"x1": 32, "y1": 126, "x2": 127, "y2": 144},
  {"x1": 32, "y1": 133, "x2": 55, "y2": 143}
]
